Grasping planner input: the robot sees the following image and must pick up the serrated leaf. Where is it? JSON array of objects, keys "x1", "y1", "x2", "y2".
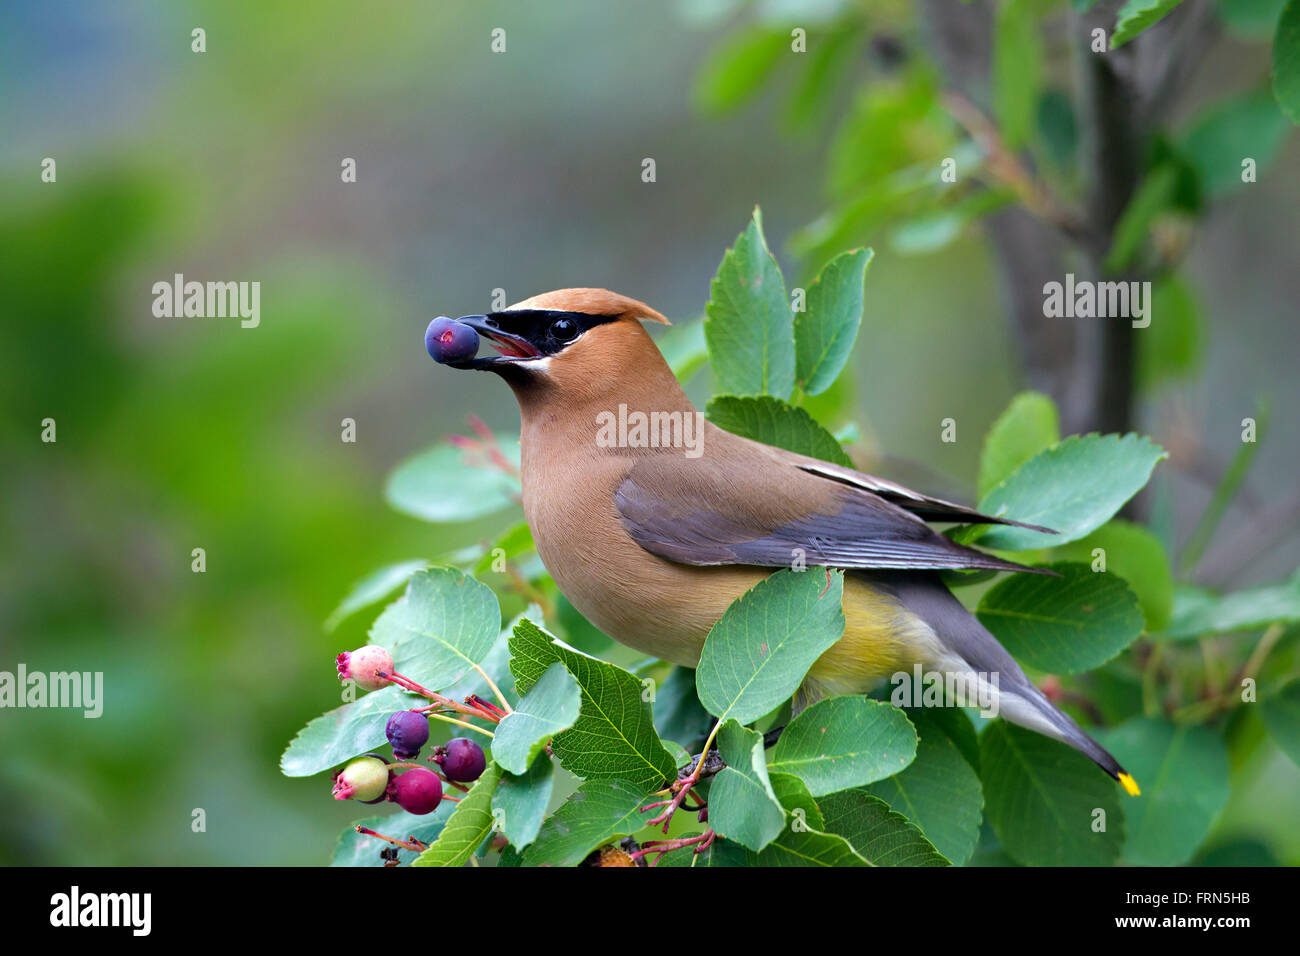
[
  {"x1": 993, "y1": 0, "x2": 1044, "y2": 146},
  {"x1": 1260, "y1": 679, "x2": 1300, "y2": 769},
  {"x1": 976, "y1": 433, "x2": 1168, "y2": 551},
  {"x1": 520, "y1": 780, "x2": 651, "y2": 867},
  {"x1": 509, "y1": 619, "x2": 677, "y2": 789},
  {"x1": 696, "y1": 568, "x2": 846, "y2": 725},
  {"x1": 866, "y1": 709, "x2": 984, "y2": 865},
  {"x1": 704, "y1": 209, "x2": 795, "y2": 399},
  {"x1": 978, "y1": 391, "x2": 1060, "y2": 500},
  {"x1": 325, "y1": 559, "x2": 428, "y2": 632},
  {"x1": 491, "y1": 663, "x2": 580, "y2": 774},
  {"x1": 708, "y1": 720, "x2": 787, "y2": 851},
  {"x1": 977, "y1": 562, "x2": 1145, "y2": 674},
  {"x1": 1055, "y1": 520, "x2": 1174, "y2": 631},
  {"x1": 385, "y1": 436, "x2": 520, "y2": 523},
  {"x1": 1163, "y1": 571, "x2": 1300, "y2": 639},
  {"x1": 1111, "y1": 0, "x2": 1185, "y2": 49},
  {"x1": 980, "y1": 722, "x2": 1125, "y2": 866},
  {"x1": 706, "y1": 394, "x2": 853, "y2": 466},
  {"x1": 794, "y1": 247, "x2": 872, "y2": 395},
  {"x1": 816, "y1": 788, "x2": 949, "y2": 865},
  {"x1": 1092, "y1": 717, "x2": 1230, "y2": 865},
  {"x1": 492, "y1": 755, "x2": 555, "y2": 850},
  {"x1": 331, "y1": 804, "x2": 456, "y2": 867},
  {"x1": 370, "y1": 567, "x2": 501, "y2": 689},
  {"x1": 768, "y1": 696, "x2": 917, "y2": 795},
  {"x1": 411, "y1": 761, "x2": 502, "y2": 867}
]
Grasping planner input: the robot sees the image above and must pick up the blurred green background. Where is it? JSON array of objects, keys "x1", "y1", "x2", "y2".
[{"x1": 1, "y1": 0, "x2": 1296, "y2": 864}]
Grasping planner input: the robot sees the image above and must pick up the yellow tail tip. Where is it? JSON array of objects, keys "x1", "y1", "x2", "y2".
[{"x1": 1118, "y1": 772, "x2": 1141, "y2": 797}]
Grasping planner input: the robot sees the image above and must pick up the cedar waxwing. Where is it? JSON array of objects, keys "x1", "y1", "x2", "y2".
[{"x1": 431, "y1": 287, "x2": 1139, "y2": 795}]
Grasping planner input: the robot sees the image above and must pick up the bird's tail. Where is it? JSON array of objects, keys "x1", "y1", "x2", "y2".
[{"x1": 878, "y1": 572, "x2": 1140, "y2": 796}]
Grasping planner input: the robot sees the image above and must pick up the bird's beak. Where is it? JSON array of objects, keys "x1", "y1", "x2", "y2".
[{"x1": 449, "y1": 314, "x2": 543, "y2": 370}]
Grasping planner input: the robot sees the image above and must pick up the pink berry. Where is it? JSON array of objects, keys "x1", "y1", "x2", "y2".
[
  {"x1": 336, "y1": 645, "x2": 393, "y2": 692},
  {"x1": 393, "y1": 768, "x2": 443, "y2": 815}
]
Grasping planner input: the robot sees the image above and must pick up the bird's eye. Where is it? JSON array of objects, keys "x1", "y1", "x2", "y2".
[{"x1": 549, "y1": 317, "x2": 579, "y2": 342}]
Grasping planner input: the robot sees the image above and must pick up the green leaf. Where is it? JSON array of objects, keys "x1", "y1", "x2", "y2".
[
  {"x1": 520, "y1": 780, "x2": 651, "y2": 867},
  {"x1": 1111, "y1": 0, "x2": 1186, "y2": 49},
  {"x1": 692, "y1": 27, "x2": 788, "y2": 115},
  {"x1": 1260, "y1": 679, "x2": 1300, "y2": 768},
  {"x1": 866, "y1": 709, "x2": 984, "y2": 865},
  {"x1": 1218, "y1": 0, "x2": 1288, "y2": 36},
  {"x1": 325, "y1": 559, "x2": 428, "y2": 632},
  {"x1": 470, "y1": 521, "x2": 534, "y2": 576},
  {"x1": 1179, "y1": 90, "x2": 1291, "y2": 195},
  {"x1": 491, "y1": 663, "x2": 581, "y2": 774},
  {"x1": 656, "y1": 319, "x2": 709, "y2": 382},
  {"x1": 1137, "y1": 276, "x2": 1203, "y2": 390},
  {"x1": 492, "y1": 755, "x2": 555, "y2": 850},
  {"x1": 696, "y1": 568, "x2": 846, "y2": 725},
  {"x1": 370, "y1": 567, "x2": 502, "y2": 690},
  {"x1": 1092, "y1": 717, "x2": 1230, "y2": 865},
  {"x1": 1179, "y1": 399, "x2": 1269, "y2": 573},
  {"x1": 509, "y1": 619, "x2": 677, "y2": 789},
  {"x1": 768, "y1": 696, "x2": 918, "y2": 796},
  {"x1": 817, "y1": 789, "x2": 950, "y2": 865},
  {"x1": 704, "y1": 209, "x2": 795, "y2": 399},
  {"x1": 655, "y1": 835, "x2": 752, "y2": 867},
  {"x1": 1163, "y1": 570, "x2": 1300, "y2": 639},
  {"x1": 280, "y1": 684, "x2": 407, "y2": 777},
  {"x1": 794, "y1": 247, "x2": 872, "y2": 395},
  {"x1": 993, "y1": 0, "x2": 1044, "y2": 146},
  {"x1": 1274, "y1": 0, "x2": 1300, "y2": 122},
  {"x1": 385, "y1": 436, "x2": 520, "y2": 523},
  {"x1": 976, "y1": 433, "x2": 1168, "y2": 551},
  {"x1": 888, "y1": 189, "x2": 1017, "y2": 256},
  {"x1": 651, "y1": 667, "x2": 713, "y2": 750},
  {"x1": 331, "y1": 804, "x2": 456, "y2": 866},
  {"x1": 1055, "y1": 520, "x2": 1174, "y2": 631},
  {"x1": 411, "y1": 761, "x2": 502, "y2": 867},
  {"x1": 980, "y1": 722, "x2": 1125, "y2": 866},
  {"x1": 1103, "y1": 164, "x2": 1179, "y2": 272},
  {"x1": 977, "y1": 391, "x2": 1060, "y2": 500},
  {"x1": 708, "y1": 720, "x2": 787, "y2": 851},
  {"x1": 977, "y1": 562, "x2": 1145, "y2": 674},
  {"x1": 282, "y1": 581, "x2": 488, "y2": 777},
  {"x1": 706, "y1": 394, "x2": 853, "y2": 466}
]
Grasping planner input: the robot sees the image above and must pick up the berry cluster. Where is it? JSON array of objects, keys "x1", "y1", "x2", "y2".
[{"x1": 331, "y1": 644, "x2": 493, "y2": 824}]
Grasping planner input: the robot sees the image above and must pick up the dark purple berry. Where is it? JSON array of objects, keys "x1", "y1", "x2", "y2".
[
  {"x1": 385, "y1": 710, "x2": 430, "y2": 760},
  {"x1": 425, "y1": 317, "x2": 479, "y2": 364},
  {"x1": 437, "y1": 737, "x2": 487, "y2": 783},
  {"x1": 393, "y1": 768, "x2": 443, "y2": 815}
]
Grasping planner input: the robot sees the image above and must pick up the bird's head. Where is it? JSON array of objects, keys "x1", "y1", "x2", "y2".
[{"x1": 428, "y1": 288, "x2": 676, "y2": 406}]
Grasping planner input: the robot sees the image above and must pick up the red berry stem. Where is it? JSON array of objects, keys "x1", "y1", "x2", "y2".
[
  {"x1": 354, "y1": 826, "x2": 429, "y2": 853},
  {"x1": 629, "y1": 830, "x2": 717, "y2": 866}
]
